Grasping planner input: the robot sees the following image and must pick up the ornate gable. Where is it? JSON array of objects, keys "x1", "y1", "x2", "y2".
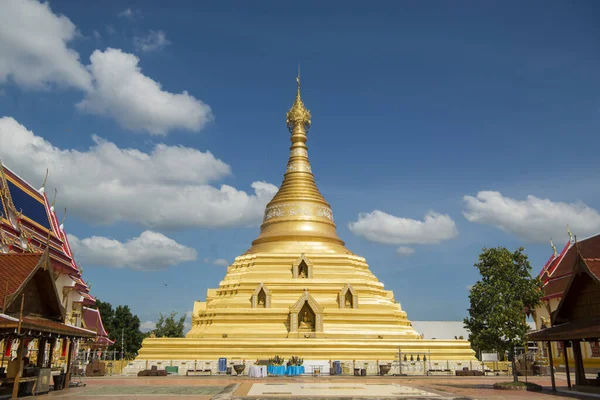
[
  {"x1": 289, "y1": 290, "x2": 323, "y2": 333},
  {"x1": 292, "y1": 253, "x2": 314, "y2": 279},
  {"x1": 251, "y1": 283, "x2": 272, "y2": 308},
  {"x1": 339, "y1": 283, "x2": 358, "y2": 309}
]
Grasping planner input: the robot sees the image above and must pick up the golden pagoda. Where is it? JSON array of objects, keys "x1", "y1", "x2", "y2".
[{"x1": 133, "y1": 76, "x2": 475, "y2": 366}]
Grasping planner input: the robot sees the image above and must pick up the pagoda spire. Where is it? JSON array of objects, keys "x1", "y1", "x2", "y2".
[
  {"x1": 249, "y1": 75, "x2": 346, "y2": 253},
  {"x1": 286, "y1": 70, "x2": 311, "y2": 135}
]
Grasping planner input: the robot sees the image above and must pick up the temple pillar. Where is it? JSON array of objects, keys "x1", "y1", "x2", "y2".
[
  {"x1": 47, "y1": 339, "x2": 55, "y2": 368},
  {"x1": 11, "y1": 338, "x2": 25, "y2": 399},
  {"x1": 37, "y1": 338, "x2": 47, "y2": 368},
  {"x1": 562, "y1": 340, "x2": 571, "y2": 389},
  {"x1": 547, "y1": 341, "x2": 556, "y2": 392},
  {"x1": 64, "y1": 338, "x2": 74, "y2": 390},
  {"x1": 572, "y1": 340, "x2": 586, "y2": 386}
]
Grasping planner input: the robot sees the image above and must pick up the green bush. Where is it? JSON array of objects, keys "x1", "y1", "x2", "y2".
[
  {"x1": 288, "y1": 356, "x2": 304, "y2": 366},
  {"x1": 268, "y1": 355, "x2": 285, "y2": 366}
]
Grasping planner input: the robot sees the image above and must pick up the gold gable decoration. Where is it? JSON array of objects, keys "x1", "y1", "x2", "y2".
[
  {"x1": 292, "y1": 253, "x2": 314, "y2": 279},
  {"x1": 0, "y1": 160, "x2": 23, "y2": 231},
  {"x1": 251, "y1": 283, "x2": 272, "y2": 308},
  {"x1": 339, "y1": 284, "x2": 358, "y2": 309},
  {"x1": 289, "y1": 290, "x2": 323, "y2": 333}
]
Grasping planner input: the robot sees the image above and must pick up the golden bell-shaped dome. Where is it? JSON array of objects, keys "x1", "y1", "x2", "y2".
[{"x1": 248, "y1": 75, "x2": 347, "y2": 254}]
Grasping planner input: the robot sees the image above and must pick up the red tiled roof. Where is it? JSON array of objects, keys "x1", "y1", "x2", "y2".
[
  {"x1": 0, "y1": 314, "x2": 95, "y2": 337},
  {"x1": 583, "y1": 258, "x2": 600, "y2": 281},
  {"x1": 540, "y1": 234, "x2": 600, "y2": 299},
  {"x1": 542, "y1": 274, "x2": 572, "y2": 299},
  {"x1": 0, "y1": 253, "x2": 42, "y2": 310},
  {"x1": 539, "y1": 242, "x2": 570, "y2": 280},
  {"x1": 83, "y1": 307, "x2": 108, "y2": 336},
  {"x1": 95, "y1": 336, "x2": 115, "y2": 346},
  {"x1": 528, "y1": 316, "x2": 600, "y2": 341}
]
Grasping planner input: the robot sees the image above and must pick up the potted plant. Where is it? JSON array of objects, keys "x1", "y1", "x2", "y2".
[
  {"x1": 233, "y1": 363, "x2": 245, "y2": 375},
  {"x1": 268, "y1": 355, "x2": 285, "y2": 366},
  {"x1": 379, "y1": 362, "x2": 392, "y2": 375},
  {"x1": 288, "y1": 356, "x2": 304, "y2": 367}
]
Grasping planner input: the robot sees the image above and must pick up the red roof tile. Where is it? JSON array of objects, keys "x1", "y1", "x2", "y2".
[
  {"x1": 0, "y1": 314, "x2": 95, "y2": 337},
  {"x1": 83, "y1": 307, "x2": 109, "y2": 337},
  {"x1": 584, "y1": 258, "x2": 600, "y2": 281},
  {"x1": 0, "y1": 253, "x2": 42, "y2": 310},
  {"x1": 540, "y1": 234, "x2": 600, "y2": 298},
  {"x1": 542, "y1": 274, "x2": 572, "y2": 298}
]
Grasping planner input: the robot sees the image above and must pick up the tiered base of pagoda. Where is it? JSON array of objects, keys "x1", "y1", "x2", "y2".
[{"x1": 124, "y1": 336, "x2": 476, "y2": 375}]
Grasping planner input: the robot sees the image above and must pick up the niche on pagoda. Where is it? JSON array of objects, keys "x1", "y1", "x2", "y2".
[
  {"x1": 289, "y1": 290, "x2": 322, "y2": 333},
  {"x1": 338, "y1": 284, "x2": 358, "y2": 309},
  {"x1": 251, "y1": 283, "x2": 271, "y2": 308},
  {"x1": 292, "y1": 253, "x2": 313, "y2": 279}
]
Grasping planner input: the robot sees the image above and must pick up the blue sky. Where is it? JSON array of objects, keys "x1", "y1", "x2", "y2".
[{"x1": 1, "y1": 0, "x2": 599, "y2": 330}]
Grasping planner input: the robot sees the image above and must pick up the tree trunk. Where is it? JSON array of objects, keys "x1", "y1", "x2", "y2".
[{"x1": 510, "y1": 347, "x2": 518, "y2": 383}]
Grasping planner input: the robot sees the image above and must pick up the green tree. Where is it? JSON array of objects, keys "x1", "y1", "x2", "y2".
[
  {"x1": 464, "y1": 247, "x2": 543, "y2": 382},
  {"x1": 95, "y1": 299, "x2": 114, "y2": 333},
  {"x1": 112, "y1": 305, "x2": 145, "y2": 358},
  {"x1": 95, "y1": 300, "x2": 144, "y2": 358},
  {"x1": 152, "y1": 311, "x2": 186, "y2": 338}
]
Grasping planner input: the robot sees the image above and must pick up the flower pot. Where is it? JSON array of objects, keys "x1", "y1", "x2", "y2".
[
  {"x1": 233, "y1": 364, "x2": 245, "y2": 375},
  {"x1": 379, "y1": 364, "x2": 391, "y2": 375}
]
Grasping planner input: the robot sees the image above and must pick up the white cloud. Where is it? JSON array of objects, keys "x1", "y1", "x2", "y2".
[
  {"x1": 396, "y1": 246, "x2": 415, "y2": 256},
  {"x1": 348, "y1": 210, "x2": 459, "y2": 245},
  {"x1": 68, "y1": 230, "x2": 197, "y2": 270},
  {"x1": 0, "y1": 1, "x2": 211, "y2": 136},
  {"x1": 140, "y1": 320, "x2": 156, "y2": 332},
  {"x1": 0, "y1": 0, "x2": 92, "y2": 90},
  {"x1": 118, "y1": 8, "x2": 135, "y2": 18},
  {"x1": 0, "y1": 117, "x2": 277, "y2": 228},
  {"x1": 134, "y1": 30, "x2": 170, "y2": 53},
  {"x1": 203, "y1": 257, "x2": 210, "y2": 263},
  {"x1": 213, "y1": 258, "x2": 229, "y2": 266},
  {"x1": 463, "y1": 191, "x2": 600, "y2": 243},
  {"x1": 466, "y1": 284, "x2": 473, "y2": 291},
  {"x1": 77, "y1": 48, "x2": 213, "y2": 135},
  {"x1": 93, "y1": 30, "x2": 101, "y2": 40}
]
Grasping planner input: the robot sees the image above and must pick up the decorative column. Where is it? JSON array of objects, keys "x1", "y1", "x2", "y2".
[
  {"x1": 572, "y1": 340, "x2": 586, "y2": 386},
  {"x1": 37, "y1": 338, "x2": 47, "y2": 368},
  {"x1": 547, "y1": 341, "x2": 556, "y2": 392},
  {"x1": 64, "y1": 338, "x2": 74, "y2": 390},
  {"x1": 11, "y1": 338, "x2": 26, "y2": 399},
  {"x1": 562, "y1": 341, "x2": 571, "y2": 390}
]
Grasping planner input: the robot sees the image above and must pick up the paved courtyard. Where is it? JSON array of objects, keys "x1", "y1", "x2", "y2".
[{"x1": 33, "y1": 374, "x2": 599, "y2": 399}]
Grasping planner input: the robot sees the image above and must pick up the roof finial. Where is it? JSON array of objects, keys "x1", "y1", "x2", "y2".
[
  {"x1": 297, "y1": 65, "x2": 301, "y2": 94},
  {"x1": 50, "y1": 189, "x2": 57, "y2": 211},
  {"x1": 60, "y1": 208, "x2": 67, "y2": 230},
  {"x1": 567, "y1": 225, "x2": 573, "y2": 243},
  {"x1": 550, "y1": 239, "x2": 557, "y2": 257},
  {"x1": 286, "y1": 72, "x2": 311, "y2": 134},
  {"x1": 39, "y1": 169, "x2": 48, "y2": 194}
]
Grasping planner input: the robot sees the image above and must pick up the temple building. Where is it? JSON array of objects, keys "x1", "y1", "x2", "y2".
[
  {"x1": 0, "y1": 162, "x2": 113, "y2": 358},
  {"x1": 532, "y1": 233, "x2": 600, "y2": 373},
  {"x1": 128, "y1": 77, "x2": 475, "y2": 374}
]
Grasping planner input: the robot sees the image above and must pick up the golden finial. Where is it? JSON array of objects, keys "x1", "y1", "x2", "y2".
[
  {"x1": 60, "y1": 208, "x2": 67, "y2": 229},
  {"x1": 51, "y1": 189, "x2": 57, "y2": 210},
  {"x1": 39, "y1": 169, "x2": 48, "y2": 193},
  {"x1": 550, "y1": 239, "x2": 557, "y2": 257},
  {"x1": 286, "y1": 72, "x2": 311, "y2": 134},
  {"x1": 567, "y1": 225, "x2": 573, "y2": 243}
]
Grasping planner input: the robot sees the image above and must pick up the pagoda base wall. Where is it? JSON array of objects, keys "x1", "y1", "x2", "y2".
[
  {"x1": 123, "y1": 357, "x2": 482, "y2": 377},
  {"x1": 126, "y1": 337, "x2": 476, "y2": 375}
]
